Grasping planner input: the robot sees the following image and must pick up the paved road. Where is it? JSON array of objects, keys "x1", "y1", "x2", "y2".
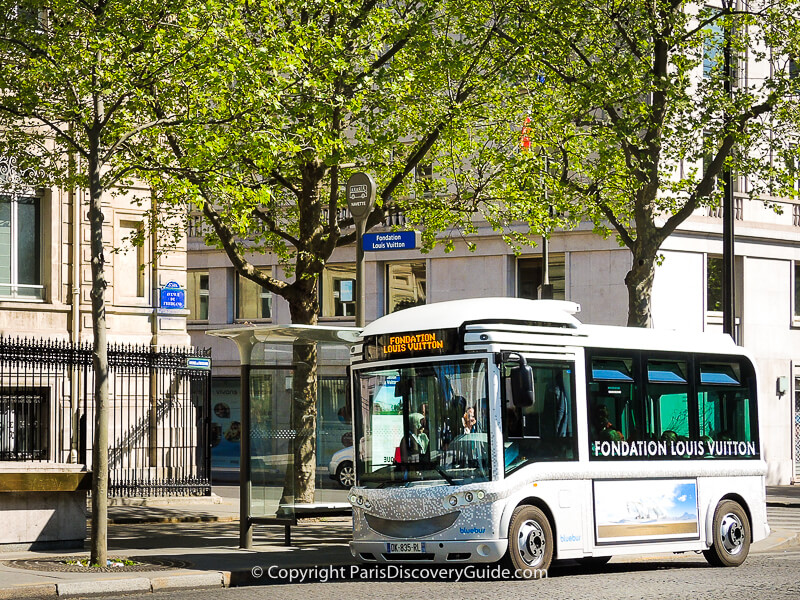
[{"x1": 40, "y1": 551, "x2": 800, "y2": 600}]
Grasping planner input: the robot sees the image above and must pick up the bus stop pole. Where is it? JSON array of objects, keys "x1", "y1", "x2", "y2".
[
  {"x1": 346, "y1": 172, "x2": 376, "y2": 329},
  {"x1": 355, "y1": 219, "x2": 366, "y2": 328},
  {"x1": 239, "y1": 362, "x2": 253, "y2": 549}
]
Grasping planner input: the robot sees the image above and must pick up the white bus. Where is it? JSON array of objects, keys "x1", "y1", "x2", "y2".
[{"x1": 347, "y1": 298, "x2": 769, "y2": 576}]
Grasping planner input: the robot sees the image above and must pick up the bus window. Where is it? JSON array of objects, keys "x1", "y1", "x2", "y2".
[
  {"x1": 698, "y1": 360, "x2": 759, "y2": 457},
  {"x1": 646, "y1": 360, "x2": 690, "y2": 441},
  {"x1": 588, "y1": 355, "x2": 641, "y2": 455},
  {"x1": 503, "y1": 362, "x2": 576, "y2": 473}
]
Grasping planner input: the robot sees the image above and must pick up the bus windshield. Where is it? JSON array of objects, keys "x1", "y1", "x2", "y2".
[{"x1": 353, "y1": 357, "x2": 490, "y2": 488}]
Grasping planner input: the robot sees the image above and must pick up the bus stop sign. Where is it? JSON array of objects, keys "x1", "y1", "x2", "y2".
[{"x1": 346, "y1": 172, "x2": 376, "y2": 222}]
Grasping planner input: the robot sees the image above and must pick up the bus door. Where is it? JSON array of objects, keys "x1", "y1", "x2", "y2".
[{"x1": 502, "y1": 358, "x2": 585, "y2": 555}]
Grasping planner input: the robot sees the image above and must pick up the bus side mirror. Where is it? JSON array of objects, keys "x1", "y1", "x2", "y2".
[
  {"x1": 510, "y1": 364, "x2": 534, "y2": 408},
  {"x1": 395, "y1": 376, "x2": 411, "y2": 398}
]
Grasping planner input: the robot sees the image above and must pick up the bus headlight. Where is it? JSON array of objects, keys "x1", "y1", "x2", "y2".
[
  {"x1": 477, "y1": 491, "x2": 486, "y2": 500},
  {"x1": 448, "y1": 495, "x2": 458, "y2": 506},
  {"x1": 464, "y1": 492, "x2": 474, "y2": 503}
]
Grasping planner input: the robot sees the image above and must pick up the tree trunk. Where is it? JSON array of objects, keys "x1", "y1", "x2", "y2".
[
  {"x1": 625, "y1": 248, "x2": 657, "y2": 327},
  {"x1": 88, "y1": 154, "x2": 109, "y2": 566},
  {"x1": 279, "y1": 293, "x2": 319, "y2": 504},
  {"x1": 624, "y1": 246, "x2": 658, "y2": 328}
]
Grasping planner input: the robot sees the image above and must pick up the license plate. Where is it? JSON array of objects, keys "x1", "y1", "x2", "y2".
[{"x1": 386, "y1": 542, "x2": 425, "y2": 553}]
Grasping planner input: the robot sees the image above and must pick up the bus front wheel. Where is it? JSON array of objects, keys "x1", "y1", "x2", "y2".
[
  {"x1": 703, "y1": 499, "x2": 751, "y2": 567},
  {"x1": 506, "y1": 505, "x2": 553, "y2": 578}
]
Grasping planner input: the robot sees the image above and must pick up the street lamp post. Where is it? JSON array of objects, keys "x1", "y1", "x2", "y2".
[{"x1": 722, "y1": 0, "x2": 736, "y2": 342}]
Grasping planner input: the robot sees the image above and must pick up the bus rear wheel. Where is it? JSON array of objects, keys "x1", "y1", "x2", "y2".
[
  {"x1": 703, "y1": 499, "x2": 751, "y2": 567},
  {"x1": 506, "y1": 505, "x2": 553, "y2": 578}
]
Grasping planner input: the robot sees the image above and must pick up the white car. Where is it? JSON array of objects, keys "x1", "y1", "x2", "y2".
[{"x1": 328, "y1": 446, "x2": 354, "y2": 489}]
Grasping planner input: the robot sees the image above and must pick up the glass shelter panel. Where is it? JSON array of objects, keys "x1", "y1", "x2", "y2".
[
  {"x1": 249, "y1": 368, "x2": 292, "y2": 518},
  {"x1": 246, "y1": 338, "x2": 353, "y2": 520}
]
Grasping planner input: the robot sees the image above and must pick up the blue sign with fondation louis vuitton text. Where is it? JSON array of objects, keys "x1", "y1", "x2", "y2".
[
  {"x1": 363, "y1": 230, "x2": 417, "y2": 251},
  {"x1": 160, "y1": 281, "x2": 185, "y2": 310}
]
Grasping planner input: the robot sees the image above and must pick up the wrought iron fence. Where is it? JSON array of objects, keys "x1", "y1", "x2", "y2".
[{"x1": 0, "y1": 337, "x2": 211, "y2": 496}]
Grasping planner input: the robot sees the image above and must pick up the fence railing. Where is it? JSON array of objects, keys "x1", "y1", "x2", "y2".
[{"x1": 0, "y1": 337, "x2": 211, "y2": 496}]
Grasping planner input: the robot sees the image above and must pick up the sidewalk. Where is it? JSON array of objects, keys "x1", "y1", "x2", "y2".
[
  {"x1": 0, "y1": 494, "x2": 355, "y2": 599},
  {"x1": 0, "y1": 486, "x2": 798, "y2": 598}
]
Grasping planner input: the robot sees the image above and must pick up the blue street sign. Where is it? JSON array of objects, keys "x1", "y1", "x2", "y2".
[
  {"x1": 363, "y1": 231, "x2": 417, "y2": 251},
  {"x1": 187, "y1": 357, "x2": 211, "y2": 370},
  {"x1": 160, "y1": 281, "x2": 186, "y2": 310}
]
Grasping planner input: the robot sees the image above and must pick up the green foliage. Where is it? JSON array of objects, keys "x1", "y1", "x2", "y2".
[
  {"x1": 132, "y1": 0, "x2": 553, "y2": 312},
  {"x1": 431, "y1": 0, "x2": 800, "y2": 325},
  {"x1": 496, "y1": 0, "x2": 800, "y2": 252},
  {"x1": 0, "y1": 1, "x2": 218, "y2": 192}
]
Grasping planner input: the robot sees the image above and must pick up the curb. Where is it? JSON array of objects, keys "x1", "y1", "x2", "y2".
[
  {"x1": 752, "y1": 532, "x2": 800, "y2": 554},
  {"x1": 104, "y1": 516, "x2": 238, "y2": 525},
  {"x1": 766, "y1": 500, "x2": 800, "y2": 508},
  {"x1": 0, "y1": 571, "x2": 231, "y2": 598}
]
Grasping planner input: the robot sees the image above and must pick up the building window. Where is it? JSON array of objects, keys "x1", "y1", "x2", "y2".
[
  {"x1": 117, "y1": 220, "x2": 146, "y2": 299},
  {"x1": 187, "y1": 271, "x2": 209, "y2": 321},
  {"x1": 0, "y1": 195, "x2": 42, "y2": 300},
  {"x1": 415, "y1": 163, "x2": 433, "y2": 197},
  {"x1": 321, "y1": 264, "x2": 356, "y2": 318},
  {"x1": 702, "y1": 16, "x2": 729, "y2": 79},
  {"x1": 518, "y1": 255, "x2": 565, "y2": 300},
  {"x1": 703, "y1": 17, "x2": 738, "y2": 84},
  {"x1": 237, "y1": 272, "x2": 272, "y2": 320},
  {"x1": 0, "y1": 388, "x2": 49, "y2": 461},
  {"x1": 387, "y1": 261, "x2": 426, "y2": 313},
  {"x1": 794, "y1": 262, "x2": 800, "y2": 322},
  {"x1": 786, "y1": 146, "x2": 799, "y2": 200},
  {"x1": 707, "y1": 255, "x2": 723, "y2": 313},
  {"x1": 702, "y1": 131, "x2": 722, "y2": 193}
]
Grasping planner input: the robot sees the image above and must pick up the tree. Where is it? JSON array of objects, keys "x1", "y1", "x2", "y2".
[
  {"x1": 140, "y1": 0, "x2": 534, "y2": 502},
  {"x1": 0, "y1": 0, "x2": 221, "y2": 565},
  {"x1": 475, "y1": 0, "x2": 800, "y2": 326}
]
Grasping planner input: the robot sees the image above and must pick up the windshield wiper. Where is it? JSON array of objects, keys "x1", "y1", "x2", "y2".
[{"x1": 434, "y1": 465, "x2": 456, "y2": 484}]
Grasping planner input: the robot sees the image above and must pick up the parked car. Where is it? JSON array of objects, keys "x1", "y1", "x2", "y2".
[{"x1": 329, "y1": 446, "x2": 355, "y2": 489}]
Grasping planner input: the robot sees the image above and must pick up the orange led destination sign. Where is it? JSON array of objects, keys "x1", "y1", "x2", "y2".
[
  {"x1": 363, "y1": 329, "x2": 458, "y2": 362},
  {"x1": 382, "y1": 332, "x2": 445, "y2": 354}
]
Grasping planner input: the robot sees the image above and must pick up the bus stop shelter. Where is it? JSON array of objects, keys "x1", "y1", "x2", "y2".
[{"x1": 208, "y1": 324, "x2": 361, "y2": 548}]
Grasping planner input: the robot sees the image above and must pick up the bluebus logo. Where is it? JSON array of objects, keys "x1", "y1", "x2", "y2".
[
  {"x1": 560, "y1": 534, "x2": 581, "y2": 543},
  {"x1": 460, "y1": 527, "x2": 486, "y2": 535}
]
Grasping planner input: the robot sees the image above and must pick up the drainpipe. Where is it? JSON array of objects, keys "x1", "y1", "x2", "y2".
[
  {"x1": 150, "y1": 191, "x2": 159, "y2": 469},
  {"x1": 69, "y1": 144, "x2": 80, "y2": 464}
]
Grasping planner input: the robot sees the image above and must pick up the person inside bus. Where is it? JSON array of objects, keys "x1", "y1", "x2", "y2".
[
  {"x1": 463, "y1": 405, "x2": 477, "y2": 433},
  {"x1": 592, "y1": 404, "x2": 623, "y2": 441},
  {"x1": 463, "y1": 403, "x2": 486, "y2": 434},
  {"x1": 419, "y1": 403, "x2": 429, "y2": 435},
  {"x1": 542, "y1": 371, "x2": 570, "y2": 438},
  {"x1": 398, "y1": 412, "x2": 430, "y2": 463}
]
